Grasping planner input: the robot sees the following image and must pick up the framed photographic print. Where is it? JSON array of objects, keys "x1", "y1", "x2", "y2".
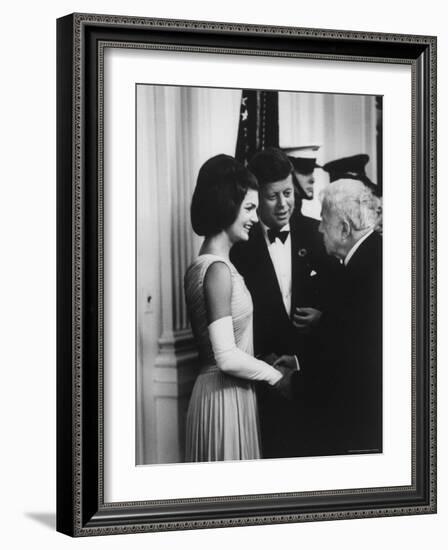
[{"x1": 57, "y1": 13, "x2": 437, "y2": 536}]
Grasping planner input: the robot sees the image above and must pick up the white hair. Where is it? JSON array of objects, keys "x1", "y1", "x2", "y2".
[{"x1": 320, "y1": 179, "x2": 379, "y2": 231}]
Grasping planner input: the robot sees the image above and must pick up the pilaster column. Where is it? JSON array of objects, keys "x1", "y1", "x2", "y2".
[{"x1": 151, "y1": 86, "x2": 199, "y2": 463}]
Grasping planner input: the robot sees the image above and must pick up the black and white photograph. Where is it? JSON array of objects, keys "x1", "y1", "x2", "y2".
[{"x1": 136, "y1": 85, "x2": 383, "y2": 465}]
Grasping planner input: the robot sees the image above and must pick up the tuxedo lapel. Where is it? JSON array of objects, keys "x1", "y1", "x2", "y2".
[
  {"x1": 344, "y1": 232, "x2": 382, "y2": 282},
  {"x1": 290, "y1": 216, "x2": 313, "y2": 310},
  {"x1": 250, "y1": 225, "x2": 285, "y2": 308},
  {"x1": 290, "y1": 222, "x2": 299, "y2": 312}
]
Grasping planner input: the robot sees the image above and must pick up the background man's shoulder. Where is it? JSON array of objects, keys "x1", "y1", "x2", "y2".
[
  {"x1": 291, "y1": 214, "x2": 324, "y2": 252},
  {"x1": 231, "y1": 226, "x2": 263, "y2": 276},
  {"x1": 293, "y1": 213, "x2": 321, "y2": 235}
]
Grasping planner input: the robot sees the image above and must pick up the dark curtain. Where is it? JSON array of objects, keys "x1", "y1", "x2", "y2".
[{"x1": 235, "y1": 90, "x2": 279, "y2": 166}]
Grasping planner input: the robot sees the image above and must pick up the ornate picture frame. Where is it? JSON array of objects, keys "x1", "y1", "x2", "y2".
[{"x1": 57, "y1": 13, "x2": 436, "y2": 536}]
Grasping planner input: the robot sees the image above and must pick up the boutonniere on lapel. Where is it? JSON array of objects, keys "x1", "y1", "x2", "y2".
[{"x1": 298, "y1": 248, "x2": 308, "y2": 257}]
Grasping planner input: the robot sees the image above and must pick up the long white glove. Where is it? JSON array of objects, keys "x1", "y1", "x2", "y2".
[{"x1": 208, "y1": 316, "x2": 282, "y2": 386}]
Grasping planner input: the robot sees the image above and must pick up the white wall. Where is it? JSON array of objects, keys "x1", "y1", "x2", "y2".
[{"x1": 1, "y1": 1, "x2": 445, "y2": 549}]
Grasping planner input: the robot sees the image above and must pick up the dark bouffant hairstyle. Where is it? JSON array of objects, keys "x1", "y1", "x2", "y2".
[
  {"x1": 248, "y1": 147, "x2": 293, "y2": 187},
  {"x1": 191, "y1": 154, "x2": 259, "y2": 237}
]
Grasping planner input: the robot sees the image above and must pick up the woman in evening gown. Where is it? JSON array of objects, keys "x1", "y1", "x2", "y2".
[{"x1": 184, "y1": 154, "x2": 290, "y2": 462}]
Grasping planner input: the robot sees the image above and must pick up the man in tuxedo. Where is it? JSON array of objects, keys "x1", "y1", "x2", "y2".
[
  {"x1": 293, "y1": 177, "x2": 383, "y2": 456},
  {"x1": 231, "y1": 147, "x2": 339, "y2": 458}
]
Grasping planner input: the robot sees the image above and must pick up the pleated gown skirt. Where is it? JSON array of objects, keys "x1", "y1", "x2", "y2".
[{"x1": 185, "y1": 365, "x2": 261, "y2": 462}]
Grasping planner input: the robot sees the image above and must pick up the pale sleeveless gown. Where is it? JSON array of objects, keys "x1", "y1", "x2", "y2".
[{"x1": 184, "y1": 254, "x2": 261, "y2": 462}]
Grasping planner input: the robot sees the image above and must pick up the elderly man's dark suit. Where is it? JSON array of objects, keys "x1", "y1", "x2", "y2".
[
  {"x1": 294, "y1": 230, "x2": 383, "y2": 456},
  {"x1": 231, "y1": 213, "x2": 341, "y2": 458}
]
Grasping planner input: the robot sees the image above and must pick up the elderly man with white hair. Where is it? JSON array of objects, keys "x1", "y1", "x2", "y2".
[
  {"x1": 291, "y1": 178, "x2": 382, "y2": 457},
  {"x1": 319, "y1": 178, "x2": 381, "y2": 263}
]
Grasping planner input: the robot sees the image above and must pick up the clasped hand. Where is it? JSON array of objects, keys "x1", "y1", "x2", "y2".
[
  {"x1": 272, "y1": 354, "x2": 299, "y2": 401},
  {"x1": 292, "y1": 307, "x2": 322, "y2": 333}
]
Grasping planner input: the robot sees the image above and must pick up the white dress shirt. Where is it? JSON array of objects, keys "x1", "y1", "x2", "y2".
[{"x1": 261, "y1": 222, "x2": 292, "y2": 315}]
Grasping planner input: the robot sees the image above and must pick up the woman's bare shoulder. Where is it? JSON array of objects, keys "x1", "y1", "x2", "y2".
[{"x1": 203, "y1": 260, "x2": 232, "y2": 323}]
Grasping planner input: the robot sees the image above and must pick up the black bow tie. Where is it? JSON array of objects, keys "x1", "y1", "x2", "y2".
[{"x1": 267, "y1": 228, "x2": 289, "y2": 244}]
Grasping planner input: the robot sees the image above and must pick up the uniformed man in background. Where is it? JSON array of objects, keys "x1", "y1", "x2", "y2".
[{"x1": 283, "y1": 145, "x2": 321, "y2": 216}]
